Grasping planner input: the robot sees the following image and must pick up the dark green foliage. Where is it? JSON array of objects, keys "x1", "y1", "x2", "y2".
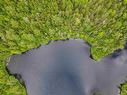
[{"x1": 0, "y1": 0, "x2": 127, "y2": 95}]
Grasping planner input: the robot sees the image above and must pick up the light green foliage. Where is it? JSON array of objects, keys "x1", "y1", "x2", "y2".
[
  {"x1": 0, "y1": 0, "x2": 127, "y2": 95},
  {"x1": 0, "y1": 61, "x2": 26, "y2": 95},
  {"x1": 121, "y1": 83, "x2": 127, "y2": 95}
]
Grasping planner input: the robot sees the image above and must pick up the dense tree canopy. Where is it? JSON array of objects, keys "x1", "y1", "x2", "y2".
[{"x1": 0, "y1": 0, "x2": 127, "y2": 95}]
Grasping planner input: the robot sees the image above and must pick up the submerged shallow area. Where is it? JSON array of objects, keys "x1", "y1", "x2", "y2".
[{"x1": 7, "y1": 39, "x2": 127, "y2": 95}]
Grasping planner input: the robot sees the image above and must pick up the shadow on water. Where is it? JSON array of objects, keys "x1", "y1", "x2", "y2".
[
  {"x1": 5, "y1": 66, "x2": 28, "y2": 95},
  {"x1": 6, "y1": 39, "x2": 127, "y2": 95}
]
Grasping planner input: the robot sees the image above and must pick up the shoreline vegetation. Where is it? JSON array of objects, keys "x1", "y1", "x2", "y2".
[{"x1": 0, "y1": 0, "x2": 127, "y2": 95}]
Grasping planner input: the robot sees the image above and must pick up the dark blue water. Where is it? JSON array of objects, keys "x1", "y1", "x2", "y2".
[{"x1": 7, "y1": 39, "x2": 127, "y2": 95}]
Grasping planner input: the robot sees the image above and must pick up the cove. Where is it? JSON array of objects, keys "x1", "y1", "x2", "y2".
[{"x1": 7, "y1": 39, "x2": 127, "y2": 95}]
